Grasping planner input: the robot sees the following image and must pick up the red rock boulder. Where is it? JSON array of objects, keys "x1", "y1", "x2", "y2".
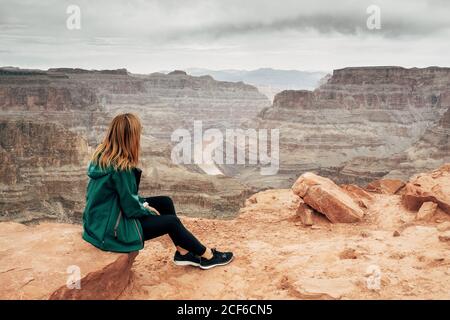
[
  {"x1": 365, "y1": 179, "x2": 405, "y2": 194},
  {"x1": 292, "y1": 172, "x2": 364, "y2": 223},
  {"x1": 402, "y1": 164, "x2": 450, "y2": 214}
]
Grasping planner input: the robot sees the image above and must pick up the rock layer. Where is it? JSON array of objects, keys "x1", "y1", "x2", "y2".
[
  {"x1": 0, "y1": 67, "x2": 269, "y2": 221},
  {"x1": 239, "y1": 66, "x2": 450, "y2": 188},
  {"x1": 0, "y1": 119, "x2": 91, "y2": 223},
  {"x1": 347, "y1": 106, "x2": 450, "y2": 182}
]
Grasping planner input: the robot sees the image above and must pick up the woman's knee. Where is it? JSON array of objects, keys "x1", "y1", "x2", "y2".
[
  {"x1": 144, "y1": 195, "x2": 176, "y2": 215},
  {"x1": 166, "y1": 215, "x2": 182, "y2": 230},
  {"x1": 159, "y1": 196, "x2": 174, "y2": 206},
  {"x1": 159, "y1": 196, "x2": 176, "y2": 215}
]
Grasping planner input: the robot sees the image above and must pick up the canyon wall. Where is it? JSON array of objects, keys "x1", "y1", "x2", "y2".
[
  {"x1": 239, "y1": 66, "x2": 450, "y2": 188},
  {"x1": 342, "y1": 106, "x2": 450, "y2": 182},
  {"x1": 1, "y1": 66, "x2": 449, "y2": 222},
  {"x1": 0, "y1": 119, "x2": 91, "y2": 223},
  {"x1": 0, "y1": 67, "x2": 268, "y2": 222}
]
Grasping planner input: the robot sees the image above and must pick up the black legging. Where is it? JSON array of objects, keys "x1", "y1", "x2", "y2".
[{"x1": 138, "y1": 196, "x2": 207, "y2": 256}]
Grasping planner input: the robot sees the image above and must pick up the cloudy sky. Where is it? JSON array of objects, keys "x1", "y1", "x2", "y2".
[{"x1": 0, "y1": 0, "x2": 449, "y2": 73}]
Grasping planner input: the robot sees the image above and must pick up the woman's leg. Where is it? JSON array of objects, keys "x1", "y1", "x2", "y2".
[
  {"x1": 139, "y1": 196, "x2": 233, "y2": 269},
  {"x1": 144, "y1": 196, "x2": 177, "y2": 216},
  {"x1": 143, "y1": 196, "x2": 187, "y2": 253},
  {"x1": 139, "y1": 197, "x2": 207, "y2": 256}
]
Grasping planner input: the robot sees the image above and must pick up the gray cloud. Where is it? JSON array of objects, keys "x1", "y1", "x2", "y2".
[
  {"x1": 0, "y1": 0, "x2": 449, "y2": 71},
  {"x1": 2, "y1": 0, "x2": 449, "y2": 38},
  {"x1": 162, "y1": 2, "x2": 450, "y2": 41}
]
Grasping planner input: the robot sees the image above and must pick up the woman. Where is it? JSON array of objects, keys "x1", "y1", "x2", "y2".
[{"x1": 82, "y1": 113, "x2": 233, "y2": 270}]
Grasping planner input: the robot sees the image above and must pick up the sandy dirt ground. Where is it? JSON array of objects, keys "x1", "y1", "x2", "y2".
[{"x1": 121, "y1": 189, "x2": 450, "y2": 300}]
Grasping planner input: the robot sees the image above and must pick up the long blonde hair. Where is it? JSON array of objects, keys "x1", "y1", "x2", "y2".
[{"x1": 92, "y1": 113, "x2": 142, "y2": 170}]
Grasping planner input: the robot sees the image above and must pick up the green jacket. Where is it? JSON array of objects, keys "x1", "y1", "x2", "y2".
[{"x1": 82, "y1": 162, "x2": 156, "y2": 253}]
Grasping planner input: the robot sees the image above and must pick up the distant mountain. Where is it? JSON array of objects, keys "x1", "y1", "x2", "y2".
[{"x1": 185, "y1": 68, "x2": 329, "y2": 101}]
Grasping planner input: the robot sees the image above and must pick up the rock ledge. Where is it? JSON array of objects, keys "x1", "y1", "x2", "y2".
[{"x1": 0, "y1": 222, "x2": 137, "y2": 299}]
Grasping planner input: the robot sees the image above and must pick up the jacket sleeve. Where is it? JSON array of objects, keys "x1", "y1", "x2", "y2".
[{"x1": 112, "y1": 170, "x2": 156, "y2": 218}]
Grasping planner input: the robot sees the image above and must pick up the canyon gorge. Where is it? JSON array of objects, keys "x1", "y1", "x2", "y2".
[
  {"x1": 0, "y1": 66, "x2": 449, "y2": 225},
  {"x1": 238, "y1": 66, "x2": 450, "y2": 189},
  {"x1": 0, "y1": 67, "x2": 269, "y2": 222},
  {"x1": 0, "y1": 65, "x2": 449, "y2": 300}
]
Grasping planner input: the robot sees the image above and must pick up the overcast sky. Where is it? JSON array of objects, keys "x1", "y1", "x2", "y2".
[{"x1": 0, "y1": 0, "x2": 449, "y2": 73}]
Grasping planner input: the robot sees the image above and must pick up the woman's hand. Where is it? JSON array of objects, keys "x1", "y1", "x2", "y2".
[{"x1": 143, "y1": 202, "x2": 160, "y2": 215}]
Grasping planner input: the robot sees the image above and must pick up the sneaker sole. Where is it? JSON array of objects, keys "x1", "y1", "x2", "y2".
[
  {"x1": 173, "y1": 260, "x2": 201, "y2": 267},
  {"x1": 199, "y1": 255, "x2": 234, "y2": 270}
]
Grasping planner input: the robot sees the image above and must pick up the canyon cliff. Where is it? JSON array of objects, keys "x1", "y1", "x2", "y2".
[
  {"x1": 0, "y1": 119, "x2": 91, "y2": 223},
  {"x1": 1, "y1": 66, "x2": 449, "y2": 224},
  {"x1": 238, "y1": 66, "x2": 450, "y2": 188},
  {"x1": 0, "y1": 67, "x2": 269, "y2": 222}
]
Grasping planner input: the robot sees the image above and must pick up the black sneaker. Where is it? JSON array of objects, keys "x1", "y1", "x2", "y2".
[
  {"x1": 200, "y1": 248, "x2": 234, "y2": 270},
  {"x1": 173, "y1": 251, "x2": 201, "y2": 267}
]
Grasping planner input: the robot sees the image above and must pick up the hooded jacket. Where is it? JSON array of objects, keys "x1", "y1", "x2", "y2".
[{"x1": 82, "y1": 162, "x2": 156, "y2": 253}]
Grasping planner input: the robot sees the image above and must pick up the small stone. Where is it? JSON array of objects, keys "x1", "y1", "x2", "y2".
[
  {"x1": 339, "y1": 248, "x2": 358, "y2": 259},
  {"x1": 366, "y1": 179, "x2": 405, "y2": 194},
  {"x1": 360, "y1": 231, "x2": 370, "y2": 238},
  {"x1": 296, "y1": 201, "x2": 314, "y2": 226},
  {"x1": 437, "y1": 221, "x2": 450, "y2": 232},
  {"x1": 416, "y1": 202, "x2": 437, "y2": 221},
  {"x1": 393, "y1": 230, "x2": 401, "y2": 237},
  {"x1": 438, "y1": 231, "x2": 450, "y2": 242},
  {"x1": 301, "y1": 210, "x2": 314, "y2": 226}
]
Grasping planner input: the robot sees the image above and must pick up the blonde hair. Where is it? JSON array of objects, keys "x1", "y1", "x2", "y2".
[{"x1": 92, "y1": 113, "x2": 142, "y2": 171}]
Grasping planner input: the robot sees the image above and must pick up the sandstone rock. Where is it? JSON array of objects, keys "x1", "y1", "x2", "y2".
[
  {"x1": 296, "y1": 200, "x2": 314, "y2": 226},
  {"x1": 366, "y1": 179, "x2": 405, "y2": 195},
  {"x1": 360, "y1": 230, "x2": 371, "y2": 238},
  {"x1": 402, "y1": 164, "x2": 450, "y2": 214},
  {"x1": 341, "y1": 184, "x2": 374, "y2": 208},
  {"x1": 292, "y1": 172, "x2": 364, "y2": 223},
  {"x1": 238, "y1": 189, "x2": 301, "y2": 223},
  {"x1": 393, "y1": 222, "x2": 416, "y2": 237},
  {"x1": 290, "y1": 277, "x2": 356, "y2": 300},
  {"x1": 438, "y1": 231, "x2": 450, "y2": 243},
  {"x1": 437, "y1": 221, "x2": 450, "y2": 232},
  {"x1": 339, "y1": 248, "x2": 358, "y2": 259},
  {"x1": 416, "y1": 202, "x2": 438, "y2": 221},
  {"x1": 0, "y1": 222, "x2": 137, "y2": 299}
]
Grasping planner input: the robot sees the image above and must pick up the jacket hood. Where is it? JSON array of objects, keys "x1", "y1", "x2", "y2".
[{"x1": 87, "y1": 162, "x2": 114, "y2": 179}]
